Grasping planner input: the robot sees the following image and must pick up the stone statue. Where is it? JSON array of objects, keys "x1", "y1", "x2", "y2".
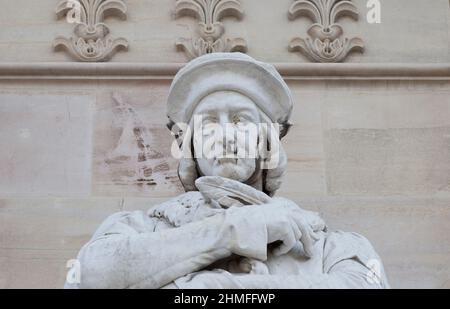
[{"x1": 65, "y1": 53, "x2": 389, "y2": 289}]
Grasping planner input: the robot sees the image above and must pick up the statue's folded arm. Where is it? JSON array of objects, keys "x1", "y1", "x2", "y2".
[
  {"x1": 173, "y1": 231, "x2": 390, "y2": 289},
  {"x1": 174, "y1": 261, "x2": 384, "y2": 289},
  {"x1": 67, "y1": 210, "x2": 227, "y2": 289},
  {"x1": 67, "y1": 206, "x2": 270, "y2": 289}
]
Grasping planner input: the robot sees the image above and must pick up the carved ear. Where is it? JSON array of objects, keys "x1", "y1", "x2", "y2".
[{"x1": 167, "y1": 120, "x2": 187, "y2": 150}]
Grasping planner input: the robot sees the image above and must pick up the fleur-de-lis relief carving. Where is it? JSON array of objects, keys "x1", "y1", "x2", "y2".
[
  {"x1": 175, "y1": 0, "x2": 247, "y2": 59},
  {"x1": 288, "y1": 0, "x2": 364, "y2": 62},
  {"x1": 54, "y1": 0, "x2": 128, "y2": 62}
]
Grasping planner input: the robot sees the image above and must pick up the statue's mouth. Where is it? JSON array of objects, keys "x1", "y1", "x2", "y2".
[{"x1": 216, "y1": 158, "x2": 238, "y2": 165}]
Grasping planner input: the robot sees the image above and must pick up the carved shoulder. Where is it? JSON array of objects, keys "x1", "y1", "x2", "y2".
[{"x1": 322, "y1": 230, "x2": 390, "y2": 288}]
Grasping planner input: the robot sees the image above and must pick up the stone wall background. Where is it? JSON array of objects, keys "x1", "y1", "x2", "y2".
[{"x1": 0, "y1": 0, "x2": 449, "y2": 288}]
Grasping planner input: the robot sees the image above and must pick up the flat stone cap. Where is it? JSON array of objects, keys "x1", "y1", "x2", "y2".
[{"x1": 167, "y1": 53, "x2": 293, "y2": 125}]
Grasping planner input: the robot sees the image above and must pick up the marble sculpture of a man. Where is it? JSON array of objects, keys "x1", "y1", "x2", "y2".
[{"x1": 65, "y1": 53, "x2": 389, "y2": 289}]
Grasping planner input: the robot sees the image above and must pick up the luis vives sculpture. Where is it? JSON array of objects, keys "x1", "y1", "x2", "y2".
[{"x1": 65, "y1": 53, "x2": 389, "y2": 289}]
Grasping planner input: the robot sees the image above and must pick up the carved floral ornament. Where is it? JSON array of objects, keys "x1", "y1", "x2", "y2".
[
  {"x1": 175, "y1": 0, "x2": 247, "y2": 60},
  {"x1": 288, "y1": 0, "x2": 364, "y2": 62},
  {"x1": 54, "y1": 0, "x2": 128, "y2": 62}
]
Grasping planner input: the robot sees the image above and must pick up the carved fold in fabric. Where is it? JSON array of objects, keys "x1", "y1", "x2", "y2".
[
  {"x1": 175, "y1": 0, "x2": 248, "y2": 59},
  {"x1": 288, "y1": 0, "x2": 364, "y2": 63},
  {"x1": 54, "y1": 0, "x2": 128, "y2": 62}
]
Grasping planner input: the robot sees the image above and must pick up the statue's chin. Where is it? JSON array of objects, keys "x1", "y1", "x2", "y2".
[{"x1": 211, "y1": 161, "x2": 255, "y2": 183}]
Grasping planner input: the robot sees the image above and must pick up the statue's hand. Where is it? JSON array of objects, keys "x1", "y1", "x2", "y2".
[
  {"x1": 227, "y1": 202, "x2": 324, "y2": 259},
  {"x1": 264, "y1": 203, "x2": 320, "y2": 258},
  {"x1": 272, "y1": 197, "x2": 327, "y2": 234},
  {"x1": 270, "y1": 197, "x2": 327, "y2": 257}
]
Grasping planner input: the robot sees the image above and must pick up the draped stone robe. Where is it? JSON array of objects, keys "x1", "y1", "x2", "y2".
[{"x1": 65, "y1": 189, "x2": 389, "y2": 289}]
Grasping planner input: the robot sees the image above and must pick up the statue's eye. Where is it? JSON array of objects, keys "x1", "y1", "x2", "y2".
[
  {"x1": 232, "y1": 115, "x2": 240, "y2": 124},
  {"x1": 203, "y1": 116, "x2": 217, "y2": 124}
]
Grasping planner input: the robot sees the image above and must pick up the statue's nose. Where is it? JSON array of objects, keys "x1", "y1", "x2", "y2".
[
  {"x1": 225, "y1": 139, "x2": 237, "y2": 154},
  {"x1": 223, "y1": 130, "x2": 238, "y2": 155}
]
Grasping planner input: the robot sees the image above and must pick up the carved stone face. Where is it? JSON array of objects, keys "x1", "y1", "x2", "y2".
[{"x1": 192, "y1": 91, "x2": 261, "y2": 182}]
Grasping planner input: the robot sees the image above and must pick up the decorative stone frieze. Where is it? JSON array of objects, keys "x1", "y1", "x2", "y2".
[
  {"x1": 54, "y1": 0, "x2": 128, "y2": 62},
  {"x1": 288, "y1": 0, "x2": 364, "y2": 62},
  {"x1": 175, "y1": 0, "x2": 247, "y2": 59}
]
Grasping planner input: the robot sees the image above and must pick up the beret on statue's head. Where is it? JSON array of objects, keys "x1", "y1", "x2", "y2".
[{"x1": 167, "y1": 52, "x2": 293, "y2": 131}]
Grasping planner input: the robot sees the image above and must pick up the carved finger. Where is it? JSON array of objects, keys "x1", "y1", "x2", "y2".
[
  {"x1": 272, "y1": 227, "x2": 296, "y2": 256},
  {"x1": 292, "y1": 214, "x2": 315, "y2": 258}
]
